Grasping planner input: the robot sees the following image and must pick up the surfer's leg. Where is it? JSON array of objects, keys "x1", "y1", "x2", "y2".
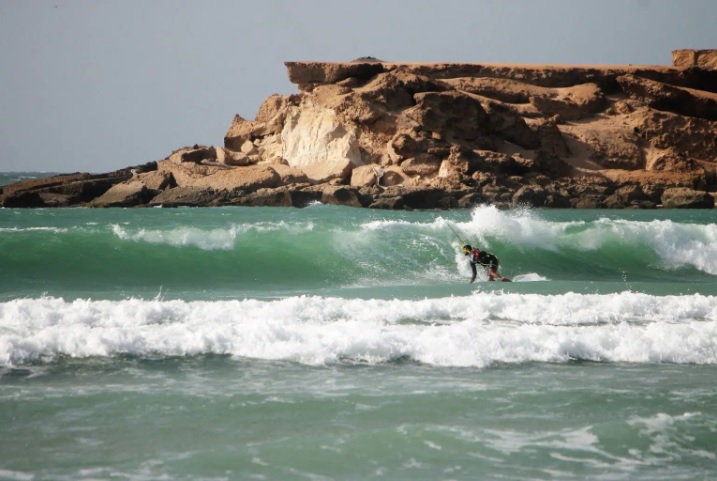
[{"x1": 488, "y1": 266, "x2": 500, "y2": 281}]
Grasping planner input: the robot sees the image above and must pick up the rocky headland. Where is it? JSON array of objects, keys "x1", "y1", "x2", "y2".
[{"x1": 3, "y1": 49, "x2": 717, "y2": 209}]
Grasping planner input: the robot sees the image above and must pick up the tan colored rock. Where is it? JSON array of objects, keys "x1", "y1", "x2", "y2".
[
  {"x1": 560, "y1": 118, "x2": 644, "y2": 170},
  {"x1": 401, "y1": 154, "x2": 441, "y2": 177},
  {"x1": 134, "y1": 170, "x2": 174, "y2": 190},
  {"x1": 351, "y1": 71, "x2": 449, "y2": 112},
  {"x1": 443, "y1": 77, "x2": 542, "y2": 103},
  {"x1": 438, "y1": 159, "x2": 459, "y2": 180},
  {"x1": 645, "y1": 150, "x2": 696, "y2": 172},
  {"x1": 672, "y1": 49, "x2": 717, "y2": 69},
  {"x1": 350, "y1": 164, "x2": 382, "y2": 188},
  {"x1": 223, "y1": 95, "x2": 295, "y2": 151},
  {"x1": 661, "y1": 187, "x2": 715, "y2": 208},
  {"x1": 157, "y1": 160, "x2": 280, "y2": 192},
  {"x1": 288, "y1": 61, "x2": 665, "y2": 91},
  {"x1": 600, "y1": 169, "x2": 702, "y2": 188},
  {"x1": 308, "y1": 84, "x2": 387, "y2": 125},
  {"x1": 158, "y1": 159, "x2": 209, "y2": 187},
  {"x1": 631, "y1": 109, "x2": 717, "y2": 163},
  {"x1": 271, "y1": 164, "x2": 309, "y2": 184},
  {"x1": 90, "y1": 180, "x2": 154, "y2": 207},
  {"x1": 407, "y1": 91, "x2": 489, "y2": 141},
  {"x1": 381, "y1": 166, "x2": 409, "y2": 187},
  {"x1": 255, "y1": 94, "x2": 294, "y2": 124},
  {"x1": 281, "y1": 105, "x2": 362, "y2": 167},
  {"x1": 148, "y1": 186, "x2": 226, "y2": 207},
  {"x1": 536, "y1": 121, "x2": 570, "y2": 158},
  {"x1": 300, "y1": 157, "x2": 353, "y2": 184},
  {"x1": 215, "y1": 147, "x2": 254, "y2": 166},
  {"x1": 285, "y1": 61, "x2": 385, "y2": 88},
  {"x1": 388, "y1": 131, "x2": 445, "y2": 161},
  {"x1": 167, "y1": 145, "x2": 216, "y2": 164},
  {"x1": 224, "y1": 115, "x2": 255, "y2": 151},
  {"x1": 303, "y1": 184, "x2": 365, "y2": 207},
  {"x1": 191, "y1": 166, "x2": 281, "y2": 192},
  {"x1": 529, "y1": 83, "x2": 606, "y2": 121},
  {"x1": 254, "y1": 134, "x2": 284, "y2": 164},
  {"x1": 215, "y1": 147, "x2": 228, "y2": 164},
  {"x1": 240, "y1": 140, "x2": 255, "y2": 155},
  {"x1": 512, "y1": 185, "x2": 547, "y2": 206},
  {"x1": 617, "y1": 74, "x2": 717, "y2": 121},
  {"x1": 481, "y1": 100, "x2": 540, "y2": 149}
]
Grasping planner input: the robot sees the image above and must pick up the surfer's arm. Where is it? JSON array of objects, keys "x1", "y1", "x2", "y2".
[{"x1": 469, "y1": 262, "x2": 477, "y2": 283}]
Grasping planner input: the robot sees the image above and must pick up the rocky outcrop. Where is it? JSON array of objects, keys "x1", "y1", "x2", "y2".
[
  {"x1": 1, "y1": 169, "x2": 142, "y2": 207},
  {"x1": 2, "y1": 50, "x2": 716, "y2": 209}
]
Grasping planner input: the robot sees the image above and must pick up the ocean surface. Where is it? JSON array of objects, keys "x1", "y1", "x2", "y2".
[{"x1": 1, "y1": 173, "x2": 716, "y2": 480}]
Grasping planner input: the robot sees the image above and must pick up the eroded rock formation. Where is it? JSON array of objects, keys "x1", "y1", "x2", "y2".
[{"x1": 3, "y1": 50, "x2": 717, "y2": 209}]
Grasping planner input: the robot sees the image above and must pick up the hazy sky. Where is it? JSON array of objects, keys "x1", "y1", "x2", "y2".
[{"x1": 1, "y1": 0, "x2": 716, "y2": 173}]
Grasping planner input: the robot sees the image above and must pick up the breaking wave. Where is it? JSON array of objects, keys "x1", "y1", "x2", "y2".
[{"x1": 2, "y1": 292, "x2": 716, "y2": 367}]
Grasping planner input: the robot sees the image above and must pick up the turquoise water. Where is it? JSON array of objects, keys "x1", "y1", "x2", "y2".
[{"x1": 1, "y1": 197, "x2": 716, "y2": 479}]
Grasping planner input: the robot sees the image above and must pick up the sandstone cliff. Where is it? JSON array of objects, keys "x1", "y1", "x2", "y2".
[{"x1": 3, "y1": 50, "x2": 717, "y2": 209}]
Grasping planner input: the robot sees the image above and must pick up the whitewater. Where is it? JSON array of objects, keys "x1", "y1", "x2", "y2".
[
  {"x1": 2, "y1": 292, "x2": 717, "y2": 367},
  {"x1": 1, "y1": 201, "x2": 716, "y2": 480}
]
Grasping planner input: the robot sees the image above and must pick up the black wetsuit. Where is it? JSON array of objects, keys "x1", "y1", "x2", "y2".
[{"x1": 469, "y1": 249, "x2": 499, "y2": 282}]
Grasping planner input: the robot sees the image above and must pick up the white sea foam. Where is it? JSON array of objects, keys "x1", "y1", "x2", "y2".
[
  {"x1": 616, "y1": 219, "x2": 717, "y2": 274},
  {"x1": 459, "y1": 206, "x2": 582, "y2": 251},
  {"x1": 0, "y1": 469, "x2": 34, "y2": 481},
  {"x1": 110, "y1": 221, "x2": 314, "y2": 250},
  {"x1": 111, "y1": 224, "x2": 240, "y2": 250},
  {"x1": 1, "y1": 292, "x2": 716, "y2": 367},
  {"x1": 363, "y1": 219, "x2": 417, "y2": 231},
  {"x1": 628, "y1": 412, "x2": 717, "y2": 461},
  {"x1": 0, "y1": 226, "x2": 69, "y2": 233},
  {"x1": 511, "y1": 273, "x2": 548, "y2": 282}
]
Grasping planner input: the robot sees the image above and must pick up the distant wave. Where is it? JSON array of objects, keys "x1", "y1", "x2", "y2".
[
  {"x1": 2, "y1": 293, "x2": 716, "y2": 367},
  {"x1": 110, "y1": 221, "x2": 315, "y2": 250},
  {"x1": 0, "y1": 227, "x2": 69, "y2": 233}
]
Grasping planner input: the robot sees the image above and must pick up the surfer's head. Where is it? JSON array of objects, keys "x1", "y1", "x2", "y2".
[{"x1": 461, "y1": 244, "x2": 472, "y2": 255}]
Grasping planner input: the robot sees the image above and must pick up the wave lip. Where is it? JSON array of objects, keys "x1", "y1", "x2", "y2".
[
  {"x1": 2, "y1": 293, "x2": 716, "y2": 367},
  {"x1": 110, "y1": 220, "x2": 315, "y2": 251}
]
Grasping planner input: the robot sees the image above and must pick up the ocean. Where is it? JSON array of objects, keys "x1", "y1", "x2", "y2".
[{"x1": 1, "y1": 172, "x2": 716, "y2": 480}]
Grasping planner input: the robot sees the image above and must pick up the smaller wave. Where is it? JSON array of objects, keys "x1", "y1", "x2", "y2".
[
  {"x1": 111, "y1": 224, "x2": 241, "y2": 250},
  {"x1": 0, "y1": 227, "x2": 69, "y2": 234},
  {"x1": 110, "y1": 221, "x2": 315, "y2": 250}
]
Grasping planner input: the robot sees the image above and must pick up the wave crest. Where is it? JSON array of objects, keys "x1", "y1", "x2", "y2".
[{"x1": 2, "y1": 293, "x2": 716, "y2": 367}]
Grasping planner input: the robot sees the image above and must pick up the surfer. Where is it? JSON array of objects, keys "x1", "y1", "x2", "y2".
[{"x1": 461, "y1": 244, "x2": 511, "y2": 282}]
